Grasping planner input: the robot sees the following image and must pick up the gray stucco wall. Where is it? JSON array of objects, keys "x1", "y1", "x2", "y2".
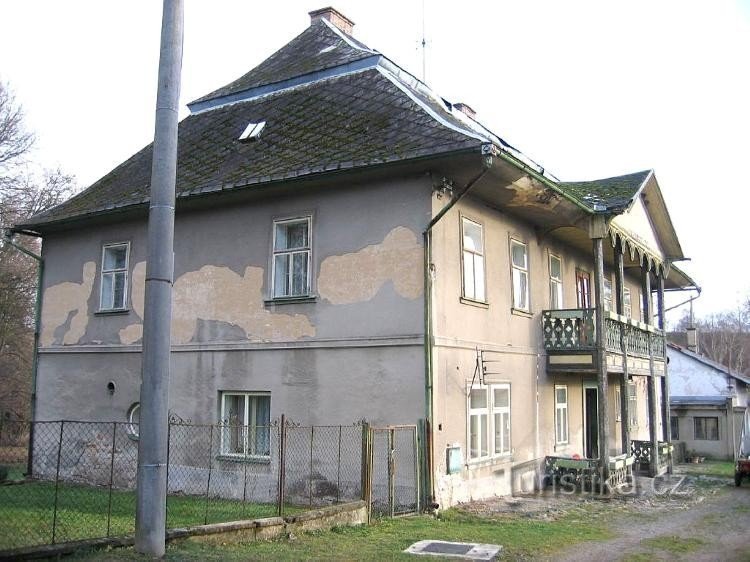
[{"x1": 35, "y1": 174, "x2": 431, "y2": 428}]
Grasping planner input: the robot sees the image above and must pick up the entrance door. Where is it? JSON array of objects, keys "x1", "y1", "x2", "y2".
[{"x1": 584, "y1": 387, "x2": 599, "y2": 459}]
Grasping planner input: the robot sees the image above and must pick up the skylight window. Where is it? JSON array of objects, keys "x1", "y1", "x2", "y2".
[{"x1": 239, "y1": 121, "x2": 266, "y2": 142}]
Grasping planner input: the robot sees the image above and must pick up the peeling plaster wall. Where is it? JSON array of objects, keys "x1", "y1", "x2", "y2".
[{"x1": 35, "y1": 175, "x2": 431, "y2": 428}]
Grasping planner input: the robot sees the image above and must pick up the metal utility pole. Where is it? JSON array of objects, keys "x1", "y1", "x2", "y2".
[{"x1": 135, "y1": 0, "x2": 183, "y2": 556}]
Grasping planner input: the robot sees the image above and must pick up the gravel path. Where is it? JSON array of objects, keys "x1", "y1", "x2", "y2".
[{"x1": 553, "y1": 478, "x2": 750, "y2": 561}]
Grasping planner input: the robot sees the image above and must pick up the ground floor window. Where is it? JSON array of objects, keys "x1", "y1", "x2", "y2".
[
  {"x1": 694, "y1": 416, "x2": 719, "y2": 441},
  {"x1": 670, "y1": 416, "x2": 679, "y2": 440},
  {"x1": 468, "y1": 383, "x2": 511, "y2": 461},
  {"x1": 555, "y1": 385, "x2": 568, "y2": 445},
  {"x1": 628, "y1": 382, "x2": 638, "y2": 429},
  {"x1": 220, "y1": 392, "x2": 271, "y2": 458}
]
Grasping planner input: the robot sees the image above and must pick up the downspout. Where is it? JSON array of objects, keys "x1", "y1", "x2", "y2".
[
  {"x1": 422, "y1": 150, "x2": 492, "y2": 506},
  {"x1": 3, "y1": 229, "x2": 44, "y2": 477}
]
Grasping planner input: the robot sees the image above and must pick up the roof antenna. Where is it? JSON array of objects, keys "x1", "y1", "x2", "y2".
[{"x1": 421, "y1": 0, "x2": 427, "y2": 82}]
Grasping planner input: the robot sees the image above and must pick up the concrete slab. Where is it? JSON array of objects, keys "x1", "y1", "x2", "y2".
[{"x1": 405, "y1": 540, "x2": 502, "y2": 560}]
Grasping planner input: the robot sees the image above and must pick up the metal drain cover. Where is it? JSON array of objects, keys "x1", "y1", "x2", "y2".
[{"x1": 405, "y1": 540, "x2": 502, "y2": 560}]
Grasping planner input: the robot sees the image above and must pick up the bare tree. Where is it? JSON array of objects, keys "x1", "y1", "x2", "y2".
[{"x1": 0, "y1": 81, "x2": 76, "y2": 420}]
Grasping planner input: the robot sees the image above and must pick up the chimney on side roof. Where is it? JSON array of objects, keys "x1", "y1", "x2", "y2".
[
  {"x1": 454, "y1": 103, "x2": 477, "y2": 120},
  {"x1": 686, "y1": 325, "x2": 699, "y2": 354},
  {"x1": 309, "y1": 7, "x2": 355, "y2": 35}
]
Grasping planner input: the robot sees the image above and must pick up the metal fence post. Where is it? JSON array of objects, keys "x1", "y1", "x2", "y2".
[
  {"x1": 165, "y1": 421, "x2": 171, "y2": 530},
  {"x1": 309, "y1": 426, "x2": 314, "y2": 509},
  {"x1": 277, "y1": 414, "x2": 286, "y2": 517},
  {"x1": 107, "y1": 422, "x2": 117, "y2": 537},
  {"x1": 360, "y1": 422, "x2": 370, "y2": 502},
  {"x1": 52, "y1": 420, "x2": 65, "y2": 544},
  {"x1": 336, "y1": 425, "x2": 342, "y2": 505},
  {"x1": 204, "y1": 424, "x2": 214, "y2": 525},
  {"x1": 388, "y1": 428, "x2": 395, "y2": 518}
]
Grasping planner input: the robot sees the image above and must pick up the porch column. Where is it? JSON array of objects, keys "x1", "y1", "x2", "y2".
[
  {"x1": 615, "y1": 239, "x2": 630, "y2": 457},
  {"x1": 656, "y1": 274, "x2": 672, "y2": 474},
  {"x1": 642, "y1": 265, "x2": 659, "y2": 476},
  {"x1": 590, "y1": 217, "x2": 610, "y2": 485}
]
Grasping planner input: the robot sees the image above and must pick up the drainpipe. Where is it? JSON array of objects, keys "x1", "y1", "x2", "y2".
[
  {"x1": 3, "y1": 229, "x2": 44, "y2": 477},
  {"x1": 422, "y1": 149, "x2": 492, "y2": 505}
]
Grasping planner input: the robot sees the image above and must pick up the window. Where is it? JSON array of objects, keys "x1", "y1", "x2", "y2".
[
  {"x1": 510, "y1": 240, "x2": 529, "y2": 311},
  {"x1": 220, "y1": 392, "x2": 271, "y2": 458},
  {"x1": 100, "y1": 243, "x2": 129, "y2": 310},
  {"x1": 549, "y1": 254, "x2": 563, "y2": 309},
  {"x1": 694, "y1": 417, "x2": 719, "y2": 441},
  {"x1": 623, "y1": 287, "x2": 632, "y2": 318},
  {"x1": 614, "y1": 388, "x2": 621, "y2": 422},
  {"x1": 555, "y1": 385, "x2": 568, "y2": 445},
  {"x1": 670, "y1": 416, "x2": 679, "y2": 440},
  {"x1": 461, "y1": 218, "x2": 485, "y2": 302},
  {"x1": 576, "y1": 270, "x2": 591, "y2": 308},
  {"x1": 272, "y1": 217, "x2": 311, "y2": 298},
  {"x1": 468, "y1": 383, "x2": 511, "y2": 461},
  {"x1": 493, "y1": 385, "x2": 511, "y2": 455},
  {"x1": 628, "y1": 382, "x2": 638, "y2": 428},
  {"x1": 603, "y1": 277, "x2": 613, "y2": 311}
]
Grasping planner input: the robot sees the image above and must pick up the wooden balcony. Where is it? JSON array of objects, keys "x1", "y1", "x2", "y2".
[{"x1": 542, "y1": 309, "x2": 666, "y2": 376}]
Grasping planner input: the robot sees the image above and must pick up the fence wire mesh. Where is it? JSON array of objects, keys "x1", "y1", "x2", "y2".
[{"x1": 0, "y1": 418, "x2": 369, "y2": 553}]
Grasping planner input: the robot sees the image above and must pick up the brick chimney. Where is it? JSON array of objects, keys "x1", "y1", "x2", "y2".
[
  {"x1": 686, "y1": 325, "x2": 699, "y2": 354},
  {"x1": 309, "y1": 7, "x2": 355, "y2": 35},
  {"x1": 454, "y1": 103, "x2": 477, "y2": 120}
]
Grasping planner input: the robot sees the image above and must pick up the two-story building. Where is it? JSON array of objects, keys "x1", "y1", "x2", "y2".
[{"x1": 11, "y1": 7, "x2": 697, "y2": 507}]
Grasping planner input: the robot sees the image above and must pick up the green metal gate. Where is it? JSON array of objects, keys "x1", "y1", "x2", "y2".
[{"x1": 366, "y1": 425, "x2": 420, "y2": 518}]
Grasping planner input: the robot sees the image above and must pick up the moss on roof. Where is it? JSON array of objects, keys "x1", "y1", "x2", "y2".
[{"x1": 559, "y1": 170, "x2": 651, "y2": 211}]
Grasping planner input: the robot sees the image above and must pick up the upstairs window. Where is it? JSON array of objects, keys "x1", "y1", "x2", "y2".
[
  {"x1": 576, "y1": 270, "x2": 591, "y2": 308},
  {"x1": 220, "y1": 392, "x2": 271, "y2": 458},
  {"x1": 272, "y1": 217, "x2": 311, "y2": 298},
  {"x1": 510, "y1": 240, "x2": 529, "y2": 311},
  {"x1": 461, "y1": 217, "x2": 485, "y2": 302},
  {"x1": 603, "y1": 277, "x2": 613, "y2": 311},
  {"x1": 623, "y1": 287, "x2": 632, "y2": 318},
  {"x1": 549, "y1": 254, "x2": 563, "y2": 309},
  {"x1": 100, "y1": 243, "x2": 129, "y2": 311}
]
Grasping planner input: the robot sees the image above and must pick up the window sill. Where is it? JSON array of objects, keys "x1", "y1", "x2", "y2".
[
  {"x1": 216, "y1": 454, "x2": 271, "y2": 464},
  {"x1": 460, "y1": 297, "x2": 489, "y2": 309},
  {"x1": 466, "y1": 454, "x2": 513, "y2": 469},
  {"x1": 511, "y1": 308, "x2": 533, "y2": 318},
  {"x1": 264, "y1": 295, "x2": 317, "y2": 305},
  {"x1": 95, "y1": 309, "x2": 130, "y2": 316}
]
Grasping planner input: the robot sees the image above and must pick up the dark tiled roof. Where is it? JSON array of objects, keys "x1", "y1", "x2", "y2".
[
  {"x1": 191, "y1": 19, "x2": 375, "y2": 106},
  {"x1": 559, "y1": 170, "x2": 651, "y2": 211},
  {"x1": 23, "y1": 69, "x2": 480, "y2": 227}
]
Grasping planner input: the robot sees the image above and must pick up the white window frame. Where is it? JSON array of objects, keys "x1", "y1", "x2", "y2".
[
  {"x1": 623, "y1": 287, "x2": 632, "y2": 318},
  {"x1": 549, "y1": 254, "x2": 563, "y2": 309},
  {"x1": 628, "y1": 382, "x2": 638, "y2": 428},
  {"x1": 554, "y1": 385, "x2": 569, "y2": 445},
  {"x1": 219, "y1": 392, "x2": 271, "y2": 459},
  {"x1": 99, "y1": 242, "x2": 130, "y2": 311},
  {"x1": 271, "y1": 216, "x2": 312, "y2": 299},
  {"x1": 493, "y1": 384, "x2": 511, "y2": 456},
  {"x1": 467, "y1": 383, "x2": 511, "y2": 462},
  {"x1": 510, "y1": 239, "x2": 529, "y2": 311},
  {"x1": 461, "y1": 217, "x2": 486, "y2": 302},
  {"x1": 603, "y1": 277, "x2": 613, "y2": 311}
]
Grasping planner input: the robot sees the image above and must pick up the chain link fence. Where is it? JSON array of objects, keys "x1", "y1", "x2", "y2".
[{"x1": 0, "y1": 418, "x2": 368, "y2": 552}]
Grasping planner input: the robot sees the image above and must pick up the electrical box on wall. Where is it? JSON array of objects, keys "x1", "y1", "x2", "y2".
[{"x1": 446, "y1": 444, "x2": 463, "y2": 474}]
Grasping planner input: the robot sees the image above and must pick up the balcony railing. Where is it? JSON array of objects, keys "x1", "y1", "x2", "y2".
[{"x1": 542, "y1": 309, "x2": 665, "y2": 359}]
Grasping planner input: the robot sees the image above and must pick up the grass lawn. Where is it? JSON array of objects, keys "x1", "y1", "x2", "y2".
[
  {"x1": 678, "y1": 460, "x2": 735, "y2": 479},
  {"x1": 0, "y1": 479, "x2": 286, "y2": 551},
  {"x1": 71, "y1": 507, "x2": 613, "y2": 561}
]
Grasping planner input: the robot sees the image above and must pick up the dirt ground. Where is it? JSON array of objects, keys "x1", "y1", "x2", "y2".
[{"x1": 459, "y1": 468, "x2": 750, "y2": 561}]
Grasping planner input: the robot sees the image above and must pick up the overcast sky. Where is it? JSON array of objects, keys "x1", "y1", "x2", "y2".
[{"x1": 1, "y1": 1, "x2": 748, "y2": 324}]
